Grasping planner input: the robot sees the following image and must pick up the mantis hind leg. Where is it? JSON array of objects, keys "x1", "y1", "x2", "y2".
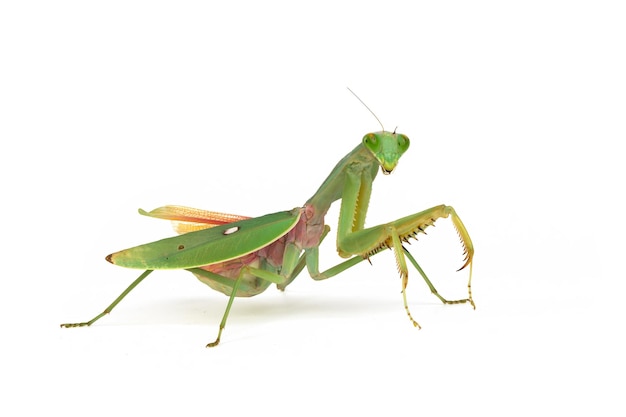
[{"x1": 60, "y1": 269, "x2": 154, "y2": 328}]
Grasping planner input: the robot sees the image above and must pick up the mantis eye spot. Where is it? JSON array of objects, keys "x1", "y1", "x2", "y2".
[
  {"x1": 224, "y1": 226, "x2": 239, "y2": 235},
  {"x1": 178, "y1": 245, "x2": 185, "y2": 250}
]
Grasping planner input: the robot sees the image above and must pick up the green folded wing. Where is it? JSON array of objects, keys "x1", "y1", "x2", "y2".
[{"x1": 107, "y1": 208, "x2": 302, "y2": 270}]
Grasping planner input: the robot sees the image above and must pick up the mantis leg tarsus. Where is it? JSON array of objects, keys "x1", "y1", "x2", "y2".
[
  {"x1": 467, "y1": 262, "x2": 475, "y2": 309},
  {"x1": 402, "y1": 289, "x2": 421, "y2": 329},
  {"x1": 389, "y1": 227, "x2": 424, "y2": 329},
  {"x1": 60, "y1": 269, "x2": 154, "y2": 329},
  {"x1": 206, "y1": 333, "x2": 221, "y2": 348},
  {"x1": 60, "y1": 321, "x2": 91, "y2": 328}
]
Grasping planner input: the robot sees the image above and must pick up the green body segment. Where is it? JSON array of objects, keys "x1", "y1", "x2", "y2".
[{"x1": 107, "y1": 208, "x2": 302, "y2": 269}]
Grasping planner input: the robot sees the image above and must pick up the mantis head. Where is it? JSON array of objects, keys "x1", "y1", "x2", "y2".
[{"x1": 362, "y1": 131, "x2": 410, "y2": 175}]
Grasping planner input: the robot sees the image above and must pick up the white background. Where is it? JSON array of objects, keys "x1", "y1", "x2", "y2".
[{"x1": 2, "y1": 1, "x2": 624, "y2": 415}]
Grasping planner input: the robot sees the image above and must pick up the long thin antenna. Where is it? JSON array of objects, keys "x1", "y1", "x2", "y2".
[{"x1": 346, "y1": 87, "x2": 385, "y2": 132}]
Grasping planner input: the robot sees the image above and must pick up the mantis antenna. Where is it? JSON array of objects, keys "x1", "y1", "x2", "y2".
[{"x1": 346, "y1": 87, "x2": 385, "y2": 132}]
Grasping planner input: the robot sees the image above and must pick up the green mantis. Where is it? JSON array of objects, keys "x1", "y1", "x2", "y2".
[{"x1": 61, "y1": 99, "x2": 475, "y2": 347}]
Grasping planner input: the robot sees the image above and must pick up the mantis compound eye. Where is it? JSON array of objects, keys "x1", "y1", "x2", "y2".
[
  {"x1": 363, "y1": 133, "x2": 378, "y2": 149},
  {"x1": 396, "y1": 134, "x2": 410, "y2": 152}
]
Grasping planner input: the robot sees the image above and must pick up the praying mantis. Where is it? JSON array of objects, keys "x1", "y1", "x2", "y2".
[{"x1": 61, "y1": 94, "x2": 475, "y2": 347}]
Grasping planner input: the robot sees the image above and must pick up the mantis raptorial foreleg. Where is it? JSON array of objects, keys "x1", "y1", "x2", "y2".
[
  {"x1": 299, "y1": 207, "x2": 474, "y2": 325},
  {"x1": 328, "y1": 198, "x2": 475, "y2": 328}
]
